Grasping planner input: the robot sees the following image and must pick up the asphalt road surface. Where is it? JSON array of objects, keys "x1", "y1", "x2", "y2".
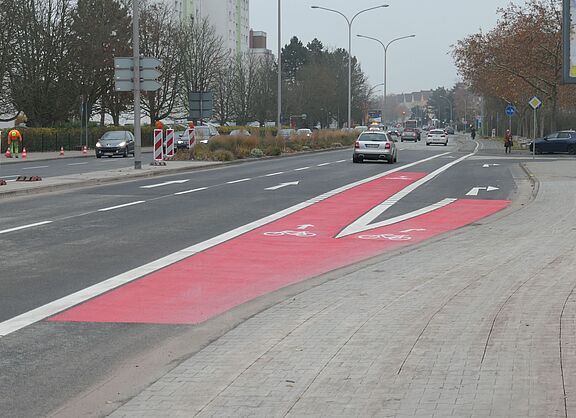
[{"x1": 0, "y1": 135, "x2": 533, "y2": 417}]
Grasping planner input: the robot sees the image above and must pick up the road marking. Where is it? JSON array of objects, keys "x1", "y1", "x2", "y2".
[
  {"x1": 227, "y1": 178, "x2": 251, "y2": 184},
  {"x1": 265, "y1": 181, "x2": 300, "y2": 191},
  {"x1": 466, "y1": 186, "x2": 500, "y2": 196},
  {"x1": 140, "y1": 180, "x2": 189, "y2": 189},
  {"x1": 482, "y1": 164, "x2": 500, "y2": 168},
  {"x1": 294, "y1": 167, "x2": 310, "y2": 171},
  {"x1": 21, "y1": 165, "x2": 49, "y2": 170},
  {"x1": 297, "y1": 224, "x2": 314, "y2": 229},
  {"x1": 334, "y1": 160, "x2": 347, "y2": 163},
  {"x1": 174, "y1": 187, "x2": 208, "y2": 195},
  {"x1": 0, "y1": 153, "x2": 450, "y2": 337},
  {"x1": 317, "y1": 163, "x2": 331, "y2": 167},
  {"x1": 98, "y1": 201, "x2": 145, "y2": 212},
  {"x1": 0, "y1": 221, "x2": 53, "y2": 235},
  {"x1": 68, "y1": 162, "x2": 89, "y2": 166},
  {"x1": 264, "y1": 172, "x2": 284, "y2": 177},
  {"x1": 2, "y1": 175, "x2": 19, "y2": 178}
]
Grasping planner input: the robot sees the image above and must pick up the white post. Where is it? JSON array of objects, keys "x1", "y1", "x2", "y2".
[{"x1": 133, "y1": 0, "x2": 142, "y2": 169}]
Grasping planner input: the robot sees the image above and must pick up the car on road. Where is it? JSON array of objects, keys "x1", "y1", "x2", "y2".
[
  {"x1": 426, "y1": 129, "x2": 449, "y2": 146},
  {"x1": 529, "y1": 130, "x2": 576, "y2": 154},
  {"x1": 95, "y1": 131, "x2": 135, "y2": 158},
  {"x1": 278, "y1": 128, "x2": 296, "y2": 139},
  {"x1": 352, "y1": 131, "x2": 397, "y2": 164},
  {"x1": 230, "y1": 129, "x2": 251, "y2": 137},
  {"x1": 387, "y1": 130, "x2": 400, "y2": 141},
  {"x1": 296, "y1": 128, "x2": 313, "y2": 137},
  {"x1": 354, "y1": 125, "x2": 369, "y2": 133},
  {"x1": 196, "y1": 125, "x2": 220, "y2": 144},
  {"x1": 444, "y1": 126, "x2": 455, "y2": 135},
  {"x1": 401, "y1": 128, "x2": 419, "y2": 142}
]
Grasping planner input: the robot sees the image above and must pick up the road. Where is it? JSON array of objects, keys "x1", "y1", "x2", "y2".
[{"x1": 0, "y1": 135, "x2": 530, "y2": 417}]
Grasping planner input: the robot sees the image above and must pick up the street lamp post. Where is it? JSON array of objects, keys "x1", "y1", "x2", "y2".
[
  {"x1": 277, "y1": 0, "x2": 282, "y2": 130},
  {"x1": 311, "y1": 4, "x2": 389, "y2": 129},
  {"x1": 438, "y1": 95, "x2": 453, "y2": 125},
  {"x1": 356, "y1": 34, "x2": 415, "y2": 127}
]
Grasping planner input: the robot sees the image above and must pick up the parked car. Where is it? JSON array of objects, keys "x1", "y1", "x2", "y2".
[
  {"x1": 278, "y1": 128, "x2": 296, "y2": 139},
  {"x1": 529, "y1": 130, "x2": 576, "y2": 154},
  {"x1": 230, "y1": 129, "x2": 251, "y2": 137},
  {"x1": 95, "y1": 130, "x2": 135, "y2": 158},
  {"x1": 444, "y1": 126, "x2": 455, "y2": 135},
  {"x1": 401, "y1": 128, "x2": 419, "y2": 142},
  {"x1": 195, "y1": 125, "x2": 219, "y2": 144},
  {"x1": 426, "y1": 129, "x2": 449, "y2": 146},
  {"x1": 354, "y1": 125, "x2": 368, "y2": 133},
  {"x1": 352, "y1": 131, "x2": 397, "y2": 164},
  {"x1": 296, "y1": 128, "x2": 313, "y2": 137},
  {"x1": 174, "y1": 131, "x2": 189, "y2": 150}
]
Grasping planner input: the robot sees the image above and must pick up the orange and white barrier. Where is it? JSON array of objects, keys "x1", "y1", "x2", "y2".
[
  {"x1": 59, "y1": 147, "x2": 64, "y2": 156},
  {"x1": 153, "y1": 129, "x2": 164, "y2": 161},
  {"x1": 165, "y1": 129, "x2": 174, "y2": 158},
  {"x1": 185, "y1": 127, "x2": 196, "y2": 149},
  {"x1": 22, "y1": 147, "x2": 27, "y2": 159},
  {"x1": 82, "y1": 145, "x2": 88, "y2": 155}
]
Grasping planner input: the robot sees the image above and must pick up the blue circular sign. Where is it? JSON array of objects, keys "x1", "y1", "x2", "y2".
[{"x1": 505, "y1": 105, "x2": 515, "y2": 116}]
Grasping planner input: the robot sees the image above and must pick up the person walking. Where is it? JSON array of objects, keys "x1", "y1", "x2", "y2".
[
  {"x1": 470, "y1": 126, "x2": 476, "y2": 140},
  {"x1": 7, "y1": 128, "x2": 22, "y2": 158},
  {"x1": 504, "y1": 129, "x2": 513, "y2": 154}
]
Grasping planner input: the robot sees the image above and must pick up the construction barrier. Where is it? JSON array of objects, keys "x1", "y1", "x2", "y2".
[
  {"x1": 153, "y1": 129, "x2": 163, "y2": 161},
  {"x1": 0, "y1": 179, "x2": 6, "y2": 186},
  {"x1": 165, "y1": 129, "x2": 174, "y2": 158},
  {"x1": 22, "y1": 147, "x2": 27, "y2": 159},
  {"x1": 59, "y1": 147, "x2": 64, "y2": 156},
  {"x1": 16, "y1": 175, "x2": 42, "y2": 182},
  {"x1": 82, "y1": 145, "x2": 88, "y2": 155}
]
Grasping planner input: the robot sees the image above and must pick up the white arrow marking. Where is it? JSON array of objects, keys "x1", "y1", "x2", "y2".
[
  {"x1": 482, "y1": 164, "x2": 500, "y2": 168},
  {"x1": 140, "y1": 180, "x2": 189, "y2": 189},
  {"x1": 297, "y1": 224, "x2": 314, "y2": 230},
  {"x1": 466, "y1": 186, "x2": 500, "y2": 196},
  {"x1": 265, "y1": 181, "x2": 300, "y2": 191},
  {"x1": 400, "y1": 228, "x2": 426, "y2": 233}
]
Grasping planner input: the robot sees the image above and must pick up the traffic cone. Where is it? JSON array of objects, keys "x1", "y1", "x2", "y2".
[
  {"x1": 82, "y1": 145, "x2": 87, "y2": 155},
  {"x1": 5, "y1": 148, "x2": 11, "y2": 158},
  {"x1": 22, "y1": 147, "x2": 27, "y2": 159},
  {"x1": 59, "y1": 146, "x2": 64, "y2": 156}
]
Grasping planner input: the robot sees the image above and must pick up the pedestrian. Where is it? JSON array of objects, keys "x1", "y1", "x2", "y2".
[
  {"x1": 504, "y1": 129, "x2": 513, "y2": 154},
  {"x1": 7, "y1": 128, "x2": 22, "y2": 158},
  {"x1": 470, "y1": 126, "x2": 476, "y2": 140}
]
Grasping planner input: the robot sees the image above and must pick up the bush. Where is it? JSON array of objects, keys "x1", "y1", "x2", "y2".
[
  {"x1": 213, "y1": 149, "x2": 235, "y2": 161},
  {"x1": 250, "y1": 148, "x2": 264, "y2": 158}
]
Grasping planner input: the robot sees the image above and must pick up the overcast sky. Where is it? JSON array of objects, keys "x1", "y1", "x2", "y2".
[{"x1": 250, "y1": 0, "x2": 525, "y2": 94}]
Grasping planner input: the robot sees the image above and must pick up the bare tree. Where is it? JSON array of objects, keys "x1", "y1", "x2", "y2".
[
  {"x1": 0, "y1": 0, "x2": 17, "y2": 120},
  {"x1": 231, "y1": 53, "x2": 260, "y2": 125}
]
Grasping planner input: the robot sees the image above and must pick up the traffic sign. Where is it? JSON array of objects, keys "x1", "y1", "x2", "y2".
[
  {"x1": 113, "y1": 56, "x2": 162, "y2": 92},
  {"x1": 140, "y1": 57, "x2": 161, "y2": 68},
  {"x1": 114, "y1": 57, "x2": 133, "y2": 69},
  {"x1": 529, "y1": 96, "x2": 542, "y2": 110},
  {"x1": 115, "y1": 80, "x2": 161, "y2": 92},
  {"x1": 505, "y1": 105, "x2": 516, "y2": 116}
]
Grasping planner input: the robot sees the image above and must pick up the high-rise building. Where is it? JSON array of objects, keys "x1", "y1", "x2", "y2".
[{"x1": 174, "y1": 0, "x2": 250, "y2": 56}]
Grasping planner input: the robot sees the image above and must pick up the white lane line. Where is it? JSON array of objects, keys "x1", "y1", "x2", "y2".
[
  {"x1": 264, "y1": 172, "x2": 284, "y2": 177},
  {"x1": 227, "y1": 178, "x2": 251, "y2": 184},
  {"x1": 0, "y1": 221, "x2": 53, "y2": 235},
  {"x1": 67, "y1": 162, "x2": 89, "y2": 166},
  {"x1": 140, "y1": 180, "x2": 190, "y2": 189},
  {"x1": 2, "y1": 175, "x2": 19, "y2": 178},
  {"x1": 334, "y1": 160, "x2": 347, "y2": 163},
  {"x1": 317, "y1": 163, "x2": 331, "y2": 167},
  {"x1": 0, "y1": 153, "x2": 450, "y2": 338},
  {"x1": 294, "y1": 167, "x2": 310, "y2": 171},
  {"x1": 174, "y1": 187, "x2": 208, "y2": 195},
  {"x1": 21, "y1": 166, "x2": 49, "y2": 170},
  {"x1": 97, "y1": 201, "x2": 145, "y2": 212}
]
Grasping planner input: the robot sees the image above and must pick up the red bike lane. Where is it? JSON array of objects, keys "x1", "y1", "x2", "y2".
[{"x1": 51, "y1": 171, "x2": 509, "y2": 325}]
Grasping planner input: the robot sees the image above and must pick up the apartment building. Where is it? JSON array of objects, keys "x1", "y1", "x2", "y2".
[{"x1": 174, "y1": 0, "x2": 250, "y2": 56}]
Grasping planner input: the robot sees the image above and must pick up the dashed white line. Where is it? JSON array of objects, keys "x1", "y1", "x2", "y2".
[
  {"x1": 264, "y1": 172, "x2": 284, "y2": 177},
  {"x1": 67, "y1": 162, "x2": 89, "y2": 166},
  {"x1": 294, "y1": 167, "x2": 310, "y2": 171},
  {"x1": 317, "y1": 163, "x2": 331, "y2": 167},
  {"x1": 334, "y1": 160, "x2": 347, "y2": 163},
  {"x1": 98, "y1": 201, "x2": 146, "y2": 212},
  {"x1": 174, "y1": 187, "x2": 208, "y2": 195},
  {"x1": 227, "y1": 178, "x2": 251, "y2": 184},
  {"x1": 21, "y1": 166, "x2": 49, "y2": 170},
  {"x1": 140, "y1": 180, "x2": 189, "y2": 189},
  {"x1": 0, "y1": 221, "x2": 53, "y2": 235}
]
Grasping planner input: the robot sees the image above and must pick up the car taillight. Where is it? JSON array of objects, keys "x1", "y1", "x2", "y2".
[
  {"x1": 385, "y1": 143, "x2": 391, "y2": 149},
  {"x1": 355, "y1": 141, "x2": 360, "y2": 148}
]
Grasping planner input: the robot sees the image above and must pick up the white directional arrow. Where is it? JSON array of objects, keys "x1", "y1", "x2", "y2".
[
  {"x1": 140, "y1": 180, "x2": 189, "y2": 189},
  {"x1": 297, "y1": 224, "x2": 314, "y2": 230},
  {"x1": 466, "y1": 186, "x2": 500, "y2": 196},
  {"x1": 482, "y1": 164, "x2": 500, "y2": 168},
  {"x1": 265, "y1": 181, "x2": 300, "y2": 191}
]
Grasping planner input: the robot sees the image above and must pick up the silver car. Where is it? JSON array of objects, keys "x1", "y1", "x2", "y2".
[{"x1": 352, "y1": 131, "x2": 398, "y2": 163}]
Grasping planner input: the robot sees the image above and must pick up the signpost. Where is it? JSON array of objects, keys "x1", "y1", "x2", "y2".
[
  {"x1": 189, "y1": 92, "x2": 213, "y2": 122},
  {"x1": 505, "y1": 104, "x2": 515, "y2": 133},
  {"x1": 528, "y1": 96, "x2": 542, "y2": 159}
]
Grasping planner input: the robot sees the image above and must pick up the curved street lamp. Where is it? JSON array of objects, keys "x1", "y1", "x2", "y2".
[
  {"x1": 311, "y1": 4, "x2": 389, "y2": 129},
  {"x1": 356, "y1": 34, "x2": 415, "y2": 125},
  {"x1": 438, "y1": 95, "x2": 453, "y2": 124}
]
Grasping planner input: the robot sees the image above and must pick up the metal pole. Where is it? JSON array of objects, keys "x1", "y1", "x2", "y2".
[
  {"x1": 133, "y1": 0, "x2": 142, "y2": 169},
  {"x1": 347, "y1": 22, "x2": 352, "y2": 129},
  {"x1": 383, "y1": 47, "x2": 387, "y2": 125},
  {"x1": 277, "y1": 0, "x2": 281, "y2": 130},
  {"x1": 533, "y1": 108, "x2": 536, "y2": 160}
]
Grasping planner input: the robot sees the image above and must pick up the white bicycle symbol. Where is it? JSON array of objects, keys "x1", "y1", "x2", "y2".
[
  {"x1": 264, "y1": 230, "x2": 317, "y2": 237},
  {"x1": 358, "y1": 233, "x2": 412, "y2": 241}
]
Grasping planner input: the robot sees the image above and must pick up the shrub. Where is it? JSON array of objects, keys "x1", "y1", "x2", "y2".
[
  {"x1": 213, "y1": 149, "x2": 235, "y2": 161},
  {"x1": 250, "y1": 148, "x2": 264, "y2": 158}
]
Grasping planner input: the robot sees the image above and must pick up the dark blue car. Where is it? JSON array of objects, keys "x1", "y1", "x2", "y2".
[{"x1": 529, "y1": 130, "x2": 576, "y2": 154}]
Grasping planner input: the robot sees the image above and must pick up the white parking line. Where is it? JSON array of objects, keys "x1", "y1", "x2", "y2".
[
  {"x1": 97, "y1": 201, "x2": 145, "y2": 212},
  {"x1": 174, "y1": 187, "x2": 208, "y2": 195},
  {"x1": 264, "y1": 172, "x2": 284, "y2": 177},
  {"x1": 21, "y1": 166, "x2": 49, "y2": 170},
  {"x1": 294, "y1": 167, "x2": 310, "y2": 171},
  {"x1": 0, "y1": 221, "x2": 53, "y2": 235},
  {"x1": 227, "y1": 178, "x2": 251, "y2": 184}
]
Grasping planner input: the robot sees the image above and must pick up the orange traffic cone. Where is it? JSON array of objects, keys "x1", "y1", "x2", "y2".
[
  {"x1": 59, "y1": 146, "x2": 64, "y2": 156},
  {"x1": 22, "y1": 147, "x2": 27, "y2": 159},
  {"x1": 5, "y1": 148, "x2": 11, "y2": 158}
]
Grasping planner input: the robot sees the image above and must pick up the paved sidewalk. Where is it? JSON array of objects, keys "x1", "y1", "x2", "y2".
[{"x1": 105, "y1": 160, "x2": 576, "y2": 418}]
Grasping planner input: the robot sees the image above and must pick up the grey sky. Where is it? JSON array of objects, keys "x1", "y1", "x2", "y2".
[{"x1": 250, "y1": 0, "x2": 525, "y2": 94}]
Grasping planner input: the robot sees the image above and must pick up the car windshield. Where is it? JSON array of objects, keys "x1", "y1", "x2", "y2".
[
  {"x1": 359, "y1": 133, "x2": 388, "y2": 142},
  {"x1": 430, "y1": 130, "x2": 444, "y2": 134},
  {"x1": 101, "y1": 131, "x2": 128, "y2": 141}
]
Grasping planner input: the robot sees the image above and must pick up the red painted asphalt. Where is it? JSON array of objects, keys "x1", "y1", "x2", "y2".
[{"x1": 51, "y1": 172, "x2": 509, "y2": 324}]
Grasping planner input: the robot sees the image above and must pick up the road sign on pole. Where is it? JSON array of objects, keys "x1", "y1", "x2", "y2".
[
  {"x1": 529, "y1": 96, "x2": 542, "y2": 160},
  {"x1": 505, "y1": 104, "x2": 515, "y2": 116},
  {"x1": 113, "y1": 57, "x2": 162, "y2": 92},
  {"x1": 189, "y1": 92, "x2": 213, "y2": 120}
]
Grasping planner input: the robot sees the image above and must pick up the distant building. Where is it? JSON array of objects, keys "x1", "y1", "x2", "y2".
[
  {"x1": 174, "y1": 0, "x2": 250, "y2": 56},
  {"x1": 249, "y1": 30, "x2": 272, "y2": 59}
]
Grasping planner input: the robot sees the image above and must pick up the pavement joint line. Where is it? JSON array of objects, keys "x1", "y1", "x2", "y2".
[{"x1": 0, "y1": 153, "x2": 450, "y2": 338}]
